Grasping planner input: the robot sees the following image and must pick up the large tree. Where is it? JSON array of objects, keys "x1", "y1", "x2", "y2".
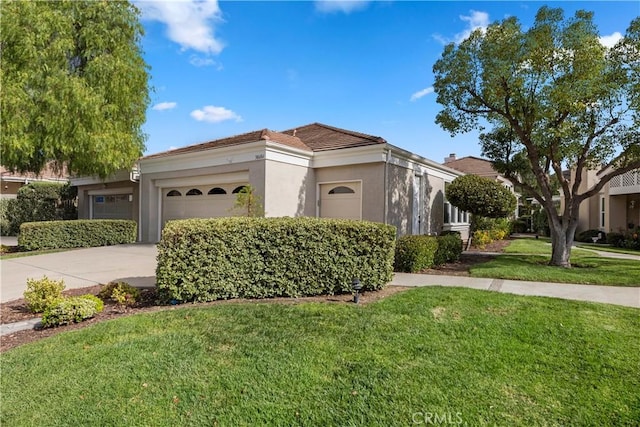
[
  {"x1": 433, "y1": 6, "x2": 640, "y2": 267},
  {"x1": 1, "y1": 0, "x2": 150, "y2": 179}
]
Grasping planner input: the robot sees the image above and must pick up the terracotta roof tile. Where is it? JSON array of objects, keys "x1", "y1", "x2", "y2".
[
  {"x1": 142, "y1": 129, "x2": 311, "y2": 160},
  {"x1": 444, "y1": 156, "x2": 498, "y2": 178},
  {"x1": 282, "y1": 122, "x2": 387, "y2": 151}
]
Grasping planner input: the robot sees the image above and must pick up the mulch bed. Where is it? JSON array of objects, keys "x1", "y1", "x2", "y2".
[{"x1": 1, "y1": 239, "x2": 510, "y2": 352}]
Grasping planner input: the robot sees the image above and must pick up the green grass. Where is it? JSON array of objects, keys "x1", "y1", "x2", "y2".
[
  {"x1": 576, "y1": 243, "x2": 640, "y2": 256},
  {"x1": 1, "y1": 287, "x2": 639, "y2": 426},
  {"x1": 472, "y1": 239, "x2": 640, "y2": 286}
]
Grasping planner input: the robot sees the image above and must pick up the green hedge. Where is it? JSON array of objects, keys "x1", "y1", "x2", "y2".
[
  {"x1": 156, "y1": 217, "x2": 396, "y2": 302},
  {"x1": 434, "y1": 234, "x2": 463, "y2": 265},
  {"x1": 395, "y1": 234, "x2": 464, "y2": 273},
  {"x1": 394, "y1": 235, "x2": 439, "y2": 273},
  {"x1": 18, "y1": 220, "x2": 137, "y2": 250}
]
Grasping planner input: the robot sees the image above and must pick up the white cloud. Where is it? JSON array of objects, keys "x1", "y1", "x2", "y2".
[
  {"x1": 190, "y1": 105, "x2": 242, "y2": 123},
  {"x1": 410, "y1": 87, "x2": 434, "y2": 102},
  {"x1": 599, "y1": 32, "x2": 622, "y2": 48},
  {"x1": 189, "y1": 55, "x2": 223, "y2": 69},
  {"x1": 434, "y1": 10, "x2": 490, "y2": 45},
  {"x1": 138, "y1": 0, "x2": 224, "y2": 55},
  {"x1": 152, "y1": 102, "x2": 177, "y2": 111},
  {"x1": 314, "y1": 1, "x2": 370, "y2": 14}
]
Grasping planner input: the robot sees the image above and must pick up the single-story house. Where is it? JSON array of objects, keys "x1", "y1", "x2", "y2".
[
  {"x1": 73, "y1": 123, "x2": 470, "y2": 242},
  {"x1": 1, "y1": 164, "x2": 68, "y2": 199}
]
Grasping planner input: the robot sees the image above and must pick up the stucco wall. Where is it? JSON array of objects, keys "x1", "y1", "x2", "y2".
[
  {"x1": 139, "y1": 160, "x2": 264, "y2": 242},
  {"x1": 314, "y1": 163, "x2": 385, "y2": 223},
  {"x1": 264, "y1": 160, "x2": 315, "y2": 217}
]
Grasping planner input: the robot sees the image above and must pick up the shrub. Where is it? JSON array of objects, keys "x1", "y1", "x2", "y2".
[
  {"x1": 473, "y1": 216, "x2": 511, "y2": 236},
  {"x1": 446, "y1": 175, "x2": 517, "y2": 219},
  {"x1": 0, "y1": 198, "x2": 17, "y2": 236},
  {"x1": 18, "y1": 219, "x2": 136, "y2": 250},
  {"x1": 23, "y1": 276, "x2": 66, "y2": 313},
  {"x1": 41, "y1": 296, "x2": 100, "y2": 328},
  {"x1": 79, "y1": 294, "x2": 104, "y2": 313},
  {"x1": 511, "y1": 218, "x2": 529, "y2": 234},
  {"x1": 473, "y1": 230, "x2": 493, "y2": 249},
  {"x1": 156, "y1": 217, "x2": 396, "y2": 302},
  {"x1": 395, "y1": 235, "x2": 439, "y2": 273},
  {"x1": 434, "y1": 234, "x2": 463, "y2": 266},
  {"x1": 7, "y1": 182, "x2": 77, "y2": 234},
  {"x1": 98, "y1": 281, "x2": 140, "y2": 307},
  {"x1": 576, "y1": 229, "x2": 606, "y2": 243},
  {"x1": 606, "y1": 232, "x2": 625, "y2": 247}
]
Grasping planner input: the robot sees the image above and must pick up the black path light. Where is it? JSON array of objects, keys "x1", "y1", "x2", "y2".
[{"x1": 352, "y1": 278, "x2": 363, "y2": 304}]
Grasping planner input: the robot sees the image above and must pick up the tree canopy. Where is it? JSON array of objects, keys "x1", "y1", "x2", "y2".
[
  {"x1": 446, "y1": 175, "x2": 516, "y2": 219},
  {"x1": 1, "y1": 0, "x2": 150, "y2": 179},
  {"x1": 433, "y1": 6, "x2": 640, "y2": 266}
]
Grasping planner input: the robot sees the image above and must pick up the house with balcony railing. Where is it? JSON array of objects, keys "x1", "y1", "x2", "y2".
[{"x1": 574, "y1": 167, "x2": 640, "y2": 234}]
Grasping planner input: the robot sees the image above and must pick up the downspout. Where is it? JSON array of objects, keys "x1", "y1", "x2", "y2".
[
  {"x1": 384, "y1": 148, "x2": 391, "y2": 224},
  {"x1": 130, "y1": 163, "x2": 141, "y2": 242}
]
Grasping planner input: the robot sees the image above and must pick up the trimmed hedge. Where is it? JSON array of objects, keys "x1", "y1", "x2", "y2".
[
  {"x1": 576, "y1": 229, "x2": 606, "y2": 244},
  {"x1": 156, "y1": 217, "x2": 396, "y2": 302},
  {"x1": 434, "y1": 234, "x2": 463, "y2": 265},
  {"x1": 18, "y1": 219, "x2": 137, "y2": 250},
  {"x1": 395, "y1": 234, "x2": 463, "y2": 272},
  {"x1": 394, "y1": 235, "x2": 438, "y2": 273},
  {"x1": 41, "y1": 296, "x2": 101, "y2": 328}
]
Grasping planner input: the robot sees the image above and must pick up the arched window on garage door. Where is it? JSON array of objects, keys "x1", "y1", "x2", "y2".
[
  {"x1": 232, "y1": 185, "x2": 248, "y2": 194},
  {"x1": 186, "y1": 188, "x2": 203, "y2": 196},
  {"x1": 328, "y1": 186, "x2": 355, "y2": 194},
  {"x1": 166, "y1": 190, "x2": 181, "y2": 197},
  {"x1": 208, "y1": 187, "x2": 227, "y2": 195}
]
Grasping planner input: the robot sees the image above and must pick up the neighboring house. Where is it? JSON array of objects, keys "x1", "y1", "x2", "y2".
[
  {"x1": 573, "y1": 166, "x2": 640, "y2": 234},
  {"x1": 443, "y1": 154, "x2": 520, "y2": 217},
  {"x1": 0, "y1": 165, "x2": 68, "y2": 199},
  {"x1": 73, "y1": 123, "x2": 469, "y2": 243}
]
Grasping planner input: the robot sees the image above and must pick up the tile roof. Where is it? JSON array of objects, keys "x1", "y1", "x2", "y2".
[
  {"x1": 444, "y1": 156, "x2": 499, "y2": 178},
  {"x1": 141, "y1": 123, "x2": 386, "y2": 160},
  {"x1": 0, "y1": 163, "x2": 68, "y2": 181},
  {"x1": 282, "y1": 122, "x2": 387, "y2": 151},
  {"x1": 143, "y1": 129, "x2": 311, "y2": 160}
]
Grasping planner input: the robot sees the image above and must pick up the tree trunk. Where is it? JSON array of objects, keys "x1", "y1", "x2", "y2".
[{"x1": 548, "y1": 213, "x2": 579, "y2": 268}]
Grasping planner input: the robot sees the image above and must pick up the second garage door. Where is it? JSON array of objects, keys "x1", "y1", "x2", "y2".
[{"x1": 162, "y1": 183, "x2": 248, "y2": 225}]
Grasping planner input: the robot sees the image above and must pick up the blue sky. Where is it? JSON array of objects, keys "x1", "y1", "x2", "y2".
[{"x1": 137, "y1": 1, "x2": 639, "y2": 164}]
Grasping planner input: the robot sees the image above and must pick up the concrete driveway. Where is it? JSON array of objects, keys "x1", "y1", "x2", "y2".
[{"x1": 1, "y1": 244, "x2": 157, "y2": 303}]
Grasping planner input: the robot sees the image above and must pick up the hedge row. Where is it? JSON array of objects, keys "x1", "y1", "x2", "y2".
[
  {"x1": 156, "y1": 217, "x2": 396, "y2": 303},
  {"x1": 394, "y1": 233, "x2": 463, "y2": 273},
  {"x1": 18, "y1": 220, "x2": 137, "y2": 250}
]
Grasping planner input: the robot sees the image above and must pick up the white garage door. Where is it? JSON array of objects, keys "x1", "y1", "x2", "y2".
[
  {"x1": 319, "y1": 182, "x2": 362, "y2": 220},
  {"x1": 162, "y1": 183, "x2": 247, "y2": 225}
]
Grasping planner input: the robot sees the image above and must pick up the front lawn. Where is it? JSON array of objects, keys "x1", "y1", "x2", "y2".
[
  {"x1": 472, "y1": 238, "x2": 640, "y2": 286},
  {"x1": 1, "y1": 287, "x2": 638, "y2": 426}
]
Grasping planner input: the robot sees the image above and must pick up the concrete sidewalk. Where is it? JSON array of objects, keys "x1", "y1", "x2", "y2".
[
  {"x1": 390, "y1": 273, "x2": 640, "y2": 308},
  {"x1": 1, "y1": 244, "x2": 157, "y2": 303}
]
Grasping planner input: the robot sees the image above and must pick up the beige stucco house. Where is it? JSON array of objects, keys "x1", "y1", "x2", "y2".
[
  {"x1": 1, "y1": 164, "x2": 68, "y2": 199},
  {"x1": 573, "y1": 166, "x2": 640, "y2": 234},
  {"x1": 73, "y1": 123, "x2": 469, "y2": 242}
]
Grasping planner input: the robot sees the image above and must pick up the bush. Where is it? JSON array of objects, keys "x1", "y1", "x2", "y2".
[
  {"x1": 98, "y1": 281, "x2": 140, "y2": 307},
  {"x1": 7, "y1": 182, "x2": 77, "y2": 234},
  {"x1": 446, "y1": 175, "x2": 517, "y2": 219},
  {"x1": 511, "y1": 218, "x2": 529, "y2": 234},
  {"x1": 395, "y1": 235, "x2": 439, "y2": 272},
  {"x1": 23, "y1": 276, "x2": 66, "y2": 313},
  {"x1": 156, "y1": 217, "x2": 396, "y2": 303},
  {"x1": 79, "y1": 294, "x2": 104, "y2": 313},
  {"x1": 606, "y1": 232, "x2": 625, "y2": 247},
  {"x1": 0, "y1": 198, "x2": 17, "y2": 236},
  {"x1": 18, "y1": 219, "x2": 136, "y2": 250},
  {"x1": 473, "y1": 216, "x2": 511, "y2": 236},
  {"x1": 41, "y1": 296, "x2": 100, "y2": 328},
  {"x1": 473, "y1": 230, "x2": 493, "y2": 249},
  {"x1": 576, "y1": 229, "x2": 606, "y2": 244},
  {"x1": 434, "y1": 234, "x2": 463, "y2": 266}
]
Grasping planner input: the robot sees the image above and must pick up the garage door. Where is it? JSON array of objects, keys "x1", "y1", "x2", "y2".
[
  {"x1": 319, "y1": 182, "x2": 361, "y2": 220},
  {"x1": 162, "y1": 183, "x2": 247, "y2": 225},
  {"x1": 92, "y1": 194, "x2": 133, "y2": 220}
]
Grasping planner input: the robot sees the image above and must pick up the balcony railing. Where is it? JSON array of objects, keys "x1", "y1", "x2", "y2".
[{"x1": 609, "y1": 169, "x2": 640, "y2": 195}]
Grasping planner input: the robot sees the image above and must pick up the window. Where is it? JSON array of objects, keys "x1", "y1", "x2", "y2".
[
  {"x1": 208, "y1": 187, "x2": 227, "y2": 195},
  {"x1": 166, "y1": 190, "x2": 181, "y2": 197},
  {"x1": 600, "y1": 197, "x2": 605, "y2": 228},
  {"x1": 328, "y1": 186, "x2": 355, "y2": 194},
  {"x1": 232, "y1": 185, "x2": 247, "y2": 194},
  {"x1": 186, "y1": 188, "x2": 203, "y2": 196}
]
